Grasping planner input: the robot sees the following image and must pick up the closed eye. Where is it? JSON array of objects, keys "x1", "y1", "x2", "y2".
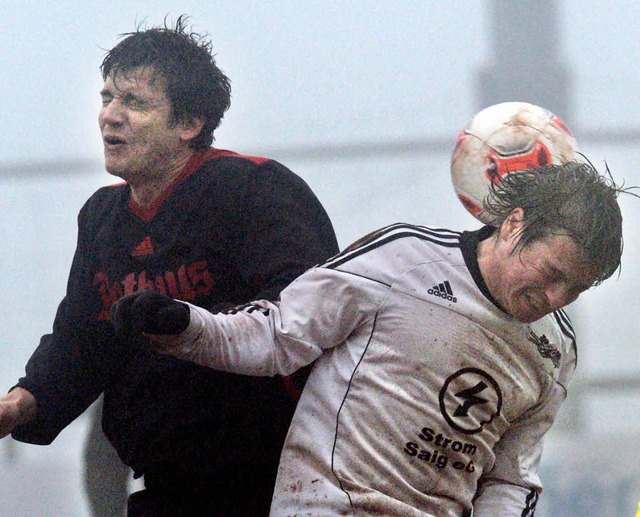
[{"x1": 100, "y1": 90, "x2": 113, "y2": 106}]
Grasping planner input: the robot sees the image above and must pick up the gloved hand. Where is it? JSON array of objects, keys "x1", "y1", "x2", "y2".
[{"x1": 110, "y1": 290, "x2": 190, "y2": 337}]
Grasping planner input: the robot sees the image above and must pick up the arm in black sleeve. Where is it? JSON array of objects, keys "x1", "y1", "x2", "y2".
[
  {"x1": 237, "y1": 160, "x2": 339, "y2": 302},
  {"x1": 12, "y1": 197, "x2": 131, "y2": 445}
]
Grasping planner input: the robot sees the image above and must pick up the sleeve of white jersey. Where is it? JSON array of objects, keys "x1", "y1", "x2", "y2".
[
  {"x1": 159, "y1": 266, "x2": 388, "y2": 376},
  {"x1": 472, "y1": 387, "x2": 566, "y2": 516},
  {"x1": 473, "y1": 325, "x2": 576, "y2": 516}
]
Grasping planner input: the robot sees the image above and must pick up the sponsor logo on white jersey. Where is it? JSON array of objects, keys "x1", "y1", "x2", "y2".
[{"x1": 428, "y1": 280, "x2": 458, "y2": 303}]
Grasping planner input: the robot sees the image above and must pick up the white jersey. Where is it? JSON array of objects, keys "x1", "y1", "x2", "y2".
[{"x1": 176, "y1": 224, "x2": 576, "y2": 516}]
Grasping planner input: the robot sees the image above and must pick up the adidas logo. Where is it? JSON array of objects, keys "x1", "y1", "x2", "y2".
[
  {"x1": 428, "y1": 280, "x2": 457, "y2": 303},
  {"x1": 132, "y1": 236, "x2": 154, "y2": 257}
]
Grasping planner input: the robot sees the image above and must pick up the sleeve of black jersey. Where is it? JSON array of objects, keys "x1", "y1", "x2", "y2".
[
  {"x1": 237, "y1": 160, "x2": 339, "y2": 302},
  {"x1": 229, "y1": 160, "x2": 338, "y2": 396},
  {"x1": 12, "y1": 191, "x2": 132, "y2": 445}
]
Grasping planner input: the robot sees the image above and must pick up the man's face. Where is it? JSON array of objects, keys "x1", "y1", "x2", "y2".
[
  {"x1": 98, "y1": 67, "x2": 192, "y2": 182},
  {"x1": 490, "y1": 218, "x2": 597, "y2": 324}
]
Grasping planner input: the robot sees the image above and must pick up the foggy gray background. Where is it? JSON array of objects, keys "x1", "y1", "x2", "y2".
[{"x1": 1, "y1": 1, "x2": 639, "y2": 515}]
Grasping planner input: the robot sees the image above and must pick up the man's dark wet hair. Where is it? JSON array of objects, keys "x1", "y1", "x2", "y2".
[
  {"x1": 483, "y1": 160, "x2": 636, "y2": 286},
  {"x1": 100, "y1": 15, "x2": 231, "y2": 149}
]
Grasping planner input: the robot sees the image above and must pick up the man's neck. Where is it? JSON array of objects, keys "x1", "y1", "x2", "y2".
[
  {"x1": 128, "y1": 153, "x2": 194, "y2": 208},
  {"x1": 476, "y1": 234, "x2": 498, "y2": 296}
]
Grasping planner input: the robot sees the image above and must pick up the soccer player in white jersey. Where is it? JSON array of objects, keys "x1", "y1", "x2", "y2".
[{"x1": 111, "y1": 160, "x2": 631, "y2": 516}]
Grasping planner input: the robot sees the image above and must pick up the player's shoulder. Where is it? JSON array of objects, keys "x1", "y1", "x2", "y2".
[
  {"x1": 84, "y1": 181, "x2": 126, "y2": 204},
  {"x1": 548, "y1": 308, "x2": 577, "y2": 371},
  {"x1": 204, "y1": 147, "x2": 271, "y2": 164},
  {"x1": 549, "y1": 308, "x2": 576, "y2": 345},
  {"x1": 531, "y1": 308, "x2": 578, "y2": 388},
  {"x1": 79, "y1": 181, "x2": 128, "y2": 223},
  {"x1": 196, "y1": 147, "x2": 322, "y2": 205},
  {"x1": 198, "y1": 147, "x2": 286, "y2": 175},
  {"x1": 337, "y1": 223, "x2": 461, "y2": 257},
  {"x1": 322, "y1": 223, "x2": 462, "y2": 271}
]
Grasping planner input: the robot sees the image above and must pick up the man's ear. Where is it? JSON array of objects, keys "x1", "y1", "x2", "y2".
[
  {"x1": 499, "y1": 207, "x2": 525, "y2": 244},
  {"x1": 179, "y1": 118, "x2": 205, "y2": 143}
]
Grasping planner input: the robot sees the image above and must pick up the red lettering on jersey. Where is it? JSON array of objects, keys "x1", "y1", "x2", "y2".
[
  {"x1": 93, "y1": 261, "x2": 214, "y2": 321},
  {"x1": 154, "y1": 275, "x2": 168, "y2": 295},
  {"x1": 137, "y1": 271, "x2": 155, "y2": 291},
  {"x1": 163, "y1": 271, "x2": 180, "y2": 298},
  {"x1": 177, "y1": 265, "x2": 197, "y2": 300},
  {"x1": 94, "y1": 272, "x2": 124, "y2": 320},
  {"x1": 122, "y1": 273, "x2": 137, "y2": 294}
]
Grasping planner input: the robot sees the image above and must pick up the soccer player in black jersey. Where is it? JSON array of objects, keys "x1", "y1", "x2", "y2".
[{"x1": 0, "y1": 15, "x2": 338, "y2": 516}]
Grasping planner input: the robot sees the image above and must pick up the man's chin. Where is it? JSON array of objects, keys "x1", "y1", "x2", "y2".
[
  {"x1": 104, "y1": 160, "x2": 126, "y2": 179},
  {"x1": 512, "y1": 308, "x2": 547, "y2": 324}
]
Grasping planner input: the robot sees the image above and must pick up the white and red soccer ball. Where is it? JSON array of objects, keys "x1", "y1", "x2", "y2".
[{"x1": 450, "y1": 101, "x2": 579, "y2": 223}]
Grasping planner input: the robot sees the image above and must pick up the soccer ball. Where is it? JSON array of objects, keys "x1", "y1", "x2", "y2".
[{"x1": 450, "y1": 101, "x2": 579, "y2": 223}]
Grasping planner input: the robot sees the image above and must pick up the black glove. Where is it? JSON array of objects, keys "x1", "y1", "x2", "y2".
[{"x1": 110, "y1": 290, "x2": 191, "y2": 337}]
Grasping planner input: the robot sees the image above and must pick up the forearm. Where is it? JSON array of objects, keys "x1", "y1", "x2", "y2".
[
  {"x1": 114, "y1": 268, "x2": 382, "y2": 377},
  {"x1": 155, "y1": 301, "x2": 323, "y2": 376},
  {"x1": 154, "y1": 267, "x2": 383, "y2": 375}
]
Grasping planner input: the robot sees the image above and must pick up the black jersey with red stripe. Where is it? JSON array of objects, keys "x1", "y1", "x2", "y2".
[{"x1": 13, "y1": 148, "x2": 338, "y2": 480}]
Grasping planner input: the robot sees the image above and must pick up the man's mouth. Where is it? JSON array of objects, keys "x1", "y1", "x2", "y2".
[{"x1": 103, "y1": 135, "x2": 127, "y2": 147}]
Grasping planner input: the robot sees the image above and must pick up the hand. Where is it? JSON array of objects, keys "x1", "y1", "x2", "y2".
[
  {"x1": 110, "y1": 290, "x2": 191, "y2": 337},
  {"x1": 0, "y1": 388, "x2": 37, "y2": 439}
]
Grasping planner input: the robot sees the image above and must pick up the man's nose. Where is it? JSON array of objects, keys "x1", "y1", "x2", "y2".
[{"x1": 100, "y1": 99, "x2": 125, "y2": 126}]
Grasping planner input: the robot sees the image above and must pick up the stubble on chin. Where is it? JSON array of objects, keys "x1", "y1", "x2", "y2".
[
  {"x1": 104, "y1": 161, "x2": 122, "y2": 179},
  {"x1": 104, "y1": 160, "x2": 130, "y2": 182}
]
